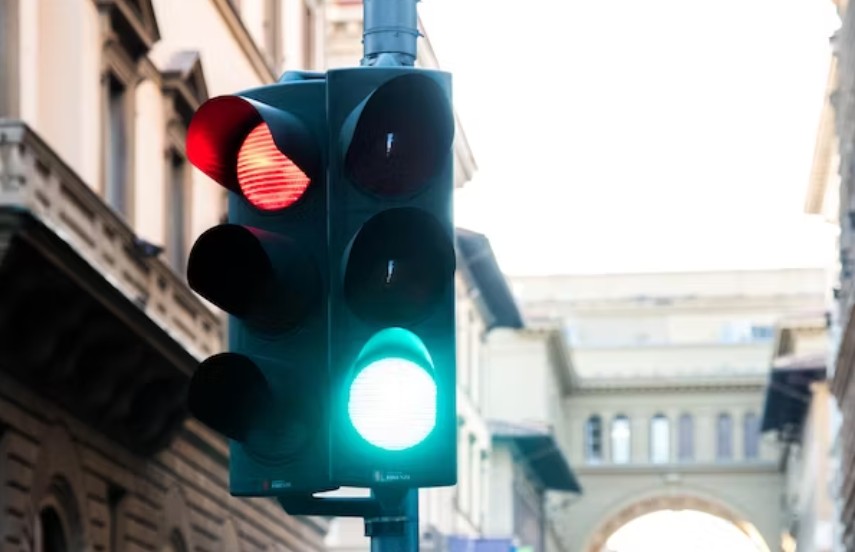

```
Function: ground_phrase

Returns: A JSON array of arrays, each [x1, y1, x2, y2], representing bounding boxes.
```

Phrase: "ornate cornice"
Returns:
[[573, 377, 766, 395], [95, 0, 161, 59], [161, 50, 210, 129]]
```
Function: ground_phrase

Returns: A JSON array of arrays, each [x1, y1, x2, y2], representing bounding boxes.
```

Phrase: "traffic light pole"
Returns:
[[365, 489, 419, 552], [361, 0, 421, 550], [361, 0, 419, 67], [278, 488, 420, 551]]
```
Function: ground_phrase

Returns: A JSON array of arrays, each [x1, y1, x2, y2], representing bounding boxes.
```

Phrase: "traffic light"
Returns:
[[327, 67, 458, 487], [184, 75, 333, 495]]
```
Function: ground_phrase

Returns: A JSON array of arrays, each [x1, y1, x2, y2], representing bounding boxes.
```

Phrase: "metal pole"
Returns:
[[362, 0, 420, 67], [366, 488, 420, 552]]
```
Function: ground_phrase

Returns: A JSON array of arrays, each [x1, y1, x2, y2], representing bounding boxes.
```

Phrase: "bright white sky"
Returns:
[[606, 510, 765, 552], [419, 0, 841, 276], [414, 5, 831, 548]]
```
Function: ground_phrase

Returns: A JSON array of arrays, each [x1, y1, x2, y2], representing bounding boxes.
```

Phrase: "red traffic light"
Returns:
[[187, 95, 319, 211], [238, 123, 311, 211]]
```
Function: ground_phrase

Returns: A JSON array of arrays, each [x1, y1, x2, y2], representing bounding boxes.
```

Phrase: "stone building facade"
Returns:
[[510, 268, 828, 552], [0, 0, 328, 550], [483, 327, 581, 552]]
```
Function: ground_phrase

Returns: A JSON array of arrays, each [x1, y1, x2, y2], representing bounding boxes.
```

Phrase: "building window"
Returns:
[[650, 414, 670, 464], [161, 50, 209, 275], [677, 413, 694, 461], [40, 507, 68, 552], [611, 415, 631, 464], [744, 412, 760, 459], [719, 321, 752, 343], [105, 75, 129, 217], [97, 0, 159, 223], [585, 415, 603, 463], [750, 325, 775, 341], [108, 485, 127, 552], [167, 151, 189, 275], [716, 413, 733, 460]]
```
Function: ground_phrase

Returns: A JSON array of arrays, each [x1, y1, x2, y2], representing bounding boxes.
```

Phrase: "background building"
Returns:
[[484, 326, 581, 552], [509, 268, 828, 552], [761, 312, 835, 552], [0, 0, 329, 550], [805, 1, 849, 549]]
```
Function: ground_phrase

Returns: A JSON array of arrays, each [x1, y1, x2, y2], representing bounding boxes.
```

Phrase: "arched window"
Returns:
[[744, 412, 760, 459], [677, 413, 694, 461], [585, 415, 603, 463], [650, 414, 670, 464], [611, 415, 631, 464], [716, 413, 733, 460], [40, 506, 68, 552]]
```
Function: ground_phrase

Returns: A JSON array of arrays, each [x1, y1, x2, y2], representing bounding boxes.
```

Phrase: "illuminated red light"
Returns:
[[237, 123, 310, 211]]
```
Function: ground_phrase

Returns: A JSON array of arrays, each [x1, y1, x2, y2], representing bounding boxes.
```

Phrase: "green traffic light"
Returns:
[[346, 328, 437, 451]]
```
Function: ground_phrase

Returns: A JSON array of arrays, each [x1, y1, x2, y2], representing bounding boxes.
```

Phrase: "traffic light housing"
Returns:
[[184, 67, 457, 495], [327, 68, 457, 487], [185, 76, 333, 495]]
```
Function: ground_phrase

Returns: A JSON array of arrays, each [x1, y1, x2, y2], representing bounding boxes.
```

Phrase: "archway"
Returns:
[[583, 494, 770, 552], [39, 506, 68, 552]]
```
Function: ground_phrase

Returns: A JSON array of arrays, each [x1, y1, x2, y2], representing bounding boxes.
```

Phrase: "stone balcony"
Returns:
[[0, 119, 221, 455]]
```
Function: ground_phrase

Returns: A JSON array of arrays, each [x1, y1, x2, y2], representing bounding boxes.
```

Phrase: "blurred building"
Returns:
[[760, 313, 835, 552], [483, 327, 582, 552], [510, 268, 828, 552], [0, 0, 328, 550], [805, 1, 850, 549]]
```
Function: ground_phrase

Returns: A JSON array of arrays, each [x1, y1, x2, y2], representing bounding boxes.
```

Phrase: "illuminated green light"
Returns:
[[347, 349, 437, 451]]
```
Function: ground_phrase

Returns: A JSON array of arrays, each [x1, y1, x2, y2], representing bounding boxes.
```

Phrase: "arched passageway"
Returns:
[[601, 509, 767, 552], [584, 494, 770, 552]]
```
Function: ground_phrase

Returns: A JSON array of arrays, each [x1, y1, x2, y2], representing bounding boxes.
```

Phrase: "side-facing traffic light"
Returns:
[[327, 68, 457, 487], [185, 76, 333, 495]]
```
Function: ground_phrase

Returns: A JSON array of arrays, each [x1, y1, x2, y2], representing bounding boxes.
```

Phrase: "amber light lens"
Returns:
[[237, 123, 310, 211]]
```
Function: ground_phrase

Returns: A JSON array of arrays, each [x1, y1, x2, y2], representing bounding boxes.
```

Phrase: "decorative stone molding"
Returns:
[[0, 120, 219, 358], [94, 0, 161, 60], [162, 51, 210, 130], [0, 120, 221, 455]]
